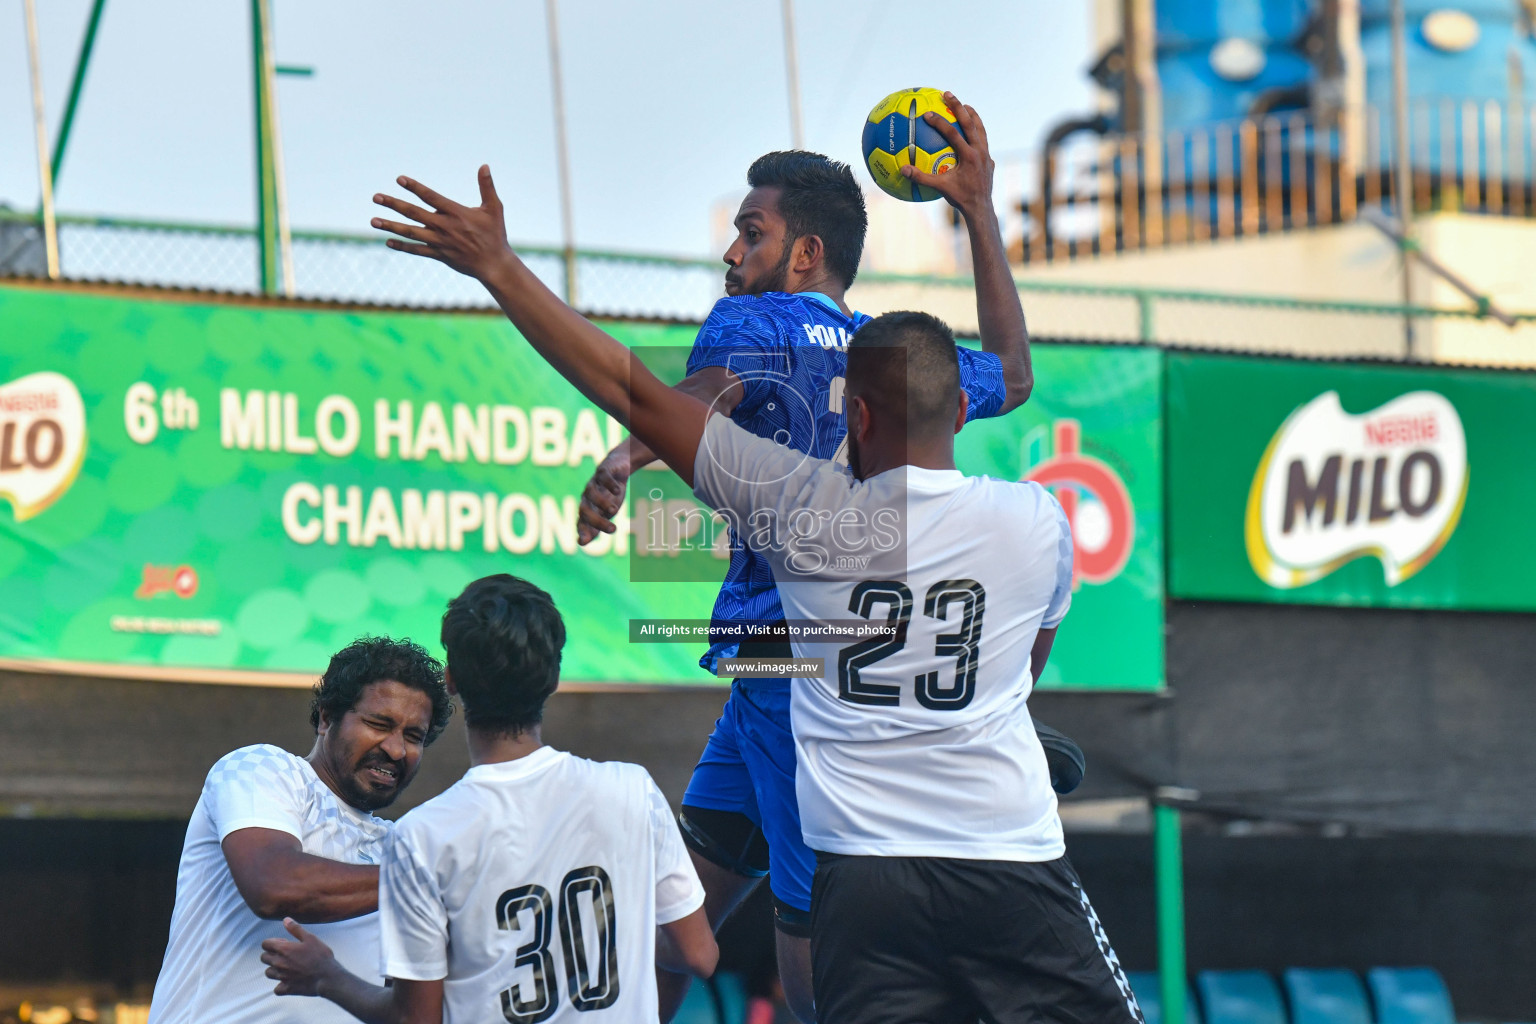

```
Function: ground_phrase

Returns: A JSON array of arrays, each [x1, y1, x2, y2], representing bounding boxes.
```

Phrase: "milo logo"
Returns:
[[0, 371, 87, 521], [1245, 390, 1467, 588]]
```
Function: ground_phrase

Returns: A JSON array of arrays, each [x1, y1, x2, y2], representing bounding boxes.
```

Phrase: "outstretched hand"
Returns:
[[261, 918, 338, 997], [577, 452, 632, 545], [900, 91, 995, 217], [372, 165, 512, 280]]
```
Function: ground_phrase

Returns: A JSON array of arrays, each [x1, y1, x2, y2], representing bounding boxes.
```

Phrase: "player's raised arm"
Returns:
[[904, 93, 1033, 414], [372, 167, 710, 486], [578, 365, 744, 544]]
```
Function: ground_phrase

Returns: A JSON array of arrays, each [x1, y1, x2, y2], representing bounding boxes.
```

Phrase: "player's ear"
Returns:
[[443, 667, 458, 698], [954, 390, 969, 434], [848, 394, 869, 439], [793, 233, 824, 274]]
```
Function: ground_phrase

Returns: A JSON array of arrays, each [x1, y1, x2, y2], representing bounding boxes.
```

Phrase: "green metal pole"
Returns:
[[1154, 802, 1188, 1024], [1138, 291, 1156, 343], [252, 0, 277, 294], [48, 0, 107, 191]]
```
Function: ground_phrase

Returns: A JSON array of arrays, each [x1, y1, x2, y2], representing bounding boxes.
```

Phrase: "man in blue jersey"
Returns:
[[573, 95, 1084, 1022]]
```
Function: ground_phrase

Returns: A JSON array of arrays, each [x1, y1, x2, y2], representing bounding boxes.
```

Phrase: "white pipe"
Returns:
[[781, 0, 804, 149], [22, 0, 60, 279], [258, 0, 296, 297], [546, 0, 578, 307]]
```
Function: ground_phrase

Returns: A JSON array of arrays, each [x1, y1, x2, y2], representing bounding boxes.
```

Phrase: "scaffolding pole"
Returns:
[[251, 0, 279, 294], [545, 0, 578, 307], [22, 0, 60, 279], [781, 0, 805, 150], [257, 0, 295, 296]]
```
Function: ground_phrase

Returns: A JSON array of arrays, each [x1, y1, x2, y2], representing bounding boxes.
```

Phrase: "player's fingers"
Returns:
[[478, 164, 503, 213], [372, 192, 437, 226], [385, 238, 442, 260], [593, 482, 625, 514], [939, 91, 975, 139], [370, 217, 440, 245], [921, 111, 972, 159], [941, 91, 975, 133], [961, 102, 990, 150], [578, 498, 619, 533], [396, 175, 458, 212], [283, 917, 307, 940], [899, 164, 950, 191], [580, 498, 619, 526]]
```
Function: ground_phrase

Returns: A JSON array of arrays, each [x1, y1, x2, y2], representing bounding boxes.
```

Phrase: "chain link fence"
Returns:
[[3, 210, 1534, 365]]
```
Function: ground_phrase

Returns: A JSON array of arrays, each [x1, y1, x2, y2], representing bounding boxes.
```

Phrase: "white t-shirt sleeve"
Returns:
[[203, 744, 308, 841], [1041, 491, 1075, 629], [379, 826, 450, 981], [692, 412, 833, 528], [646, 777, 704, 925]]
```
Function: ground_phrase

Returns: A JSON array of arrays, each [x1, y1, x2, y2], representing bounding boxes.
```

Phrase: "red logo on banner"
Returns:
[[1025, 420, 1134, 588], [136, 564, 200, 600]]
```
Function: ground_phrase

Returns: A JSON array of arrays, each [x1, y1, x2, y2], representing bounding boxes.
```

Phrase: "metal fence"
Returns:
[[1024, 101, 1536, 264], [3, 208, 1534, 365]]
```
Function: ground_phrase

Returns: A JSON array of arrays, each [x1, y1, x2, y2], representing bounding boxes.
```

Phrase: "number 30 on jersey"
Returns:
[[495, 865, 619, 1023]]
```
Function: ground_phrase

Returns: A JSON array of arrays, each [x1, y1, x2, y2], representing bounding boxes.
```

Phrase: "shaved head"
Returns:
[[846, 311, 961, 433], [843, 312, 963, 479]]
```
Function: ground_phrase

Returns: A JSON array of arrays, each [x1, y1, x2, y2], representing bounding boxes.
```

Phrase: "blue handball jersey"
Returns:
[[685, 291, 1006, 675]]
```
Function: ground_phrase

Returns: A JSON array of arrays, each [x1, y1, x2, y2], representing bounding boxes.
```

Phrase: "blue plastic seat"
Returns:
[[1196, 970, 1286, 1024], [1127, 971, 1203, 1024], [1283, 968, 1372, 1024], [1366, 967, 1455, 1024]]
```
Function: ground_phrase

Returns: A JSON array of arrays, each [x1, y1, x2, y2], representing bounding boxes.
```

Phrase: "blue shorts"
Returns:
[[681, 680, 813, 913]]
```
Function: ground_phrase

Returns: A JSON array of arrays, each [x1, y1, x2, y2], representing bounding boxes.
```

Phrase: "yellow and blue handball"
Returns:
[[861, 87, 965, 202]]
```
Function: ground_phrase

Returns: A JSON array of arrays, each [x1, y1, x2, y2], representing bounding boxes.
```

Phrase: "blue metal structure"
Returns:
[[1149, 0, 1536, 135]]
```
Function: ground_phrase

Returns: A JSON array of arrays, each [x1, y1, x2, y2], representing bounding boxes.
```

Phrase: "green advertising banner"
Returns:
[[954, 344, 1164, 691], [1169, 351, 1536, 610], [0, 286, 1162, 689]]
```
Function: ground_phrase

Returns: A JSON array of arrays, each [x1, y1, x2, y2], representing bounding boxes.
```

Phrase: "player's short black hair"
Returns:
[[310, 636, 453, 744], [747, 151, 867, 289], [440, 574, 566, 736], [847, 311, 961, 435]]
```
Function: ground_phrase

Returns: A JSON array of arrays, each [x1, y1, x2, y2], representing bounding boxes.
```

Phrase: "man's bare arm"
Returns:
[[656, 907, 719, 978], [1030, 627, 1059, 684], [904, 93, 1033, 415], [262, 920, 443, 1024], [372, 168, 709, 486], [223, 828, 379, 923], [578, 366, 743, 543]]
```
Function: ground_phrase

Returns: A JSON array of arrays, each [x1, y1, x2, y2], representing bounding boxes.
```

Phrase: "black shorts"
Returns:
[[810, 853, 1145, 1024]]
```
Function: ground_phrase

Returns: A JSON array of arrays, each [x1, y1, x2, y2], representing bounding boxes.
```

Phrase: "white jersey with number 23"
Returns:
[[692, 413, 1075, 863]]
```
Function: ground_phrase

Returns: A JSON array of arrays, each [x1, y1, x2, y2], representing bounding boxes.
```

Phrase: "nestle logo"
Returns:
[[1364, 413, 1438, 447], [136, 564, 200, 600]]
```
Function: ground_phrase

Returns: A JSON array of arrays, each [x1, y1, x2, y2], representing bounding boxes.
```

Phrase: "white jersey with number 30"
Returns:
[[378, 747, 704, 1024], [693, 413, 1074, 862]]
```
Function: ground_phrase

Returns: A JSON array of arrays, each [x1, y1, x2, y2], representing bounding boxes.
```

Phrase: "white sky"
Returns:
[[1, 0, 1094, 256]]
